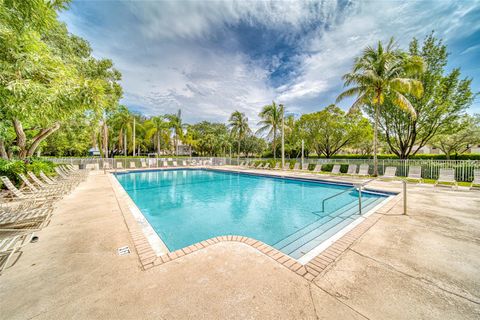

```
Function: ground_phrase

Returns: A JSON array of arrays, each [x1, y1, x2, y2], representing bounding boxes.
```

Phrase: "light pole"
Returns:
[[132, 117, 136, 156], [280, 104, 285, 170]]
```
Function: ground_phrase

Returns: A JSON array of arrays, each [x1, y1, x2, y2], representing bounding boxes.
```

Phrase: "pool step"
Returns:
[[274, 196, 385, 260]]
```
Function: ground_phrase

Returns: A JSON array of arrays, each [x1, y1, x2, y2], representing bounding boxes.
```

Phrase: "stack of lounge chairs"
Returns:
[[0, 164, 88, 274]]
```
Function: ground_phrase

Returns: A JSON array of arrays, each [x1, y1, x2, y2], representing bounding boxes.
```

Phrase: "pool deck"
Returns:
[[1, 167, 479, 319]]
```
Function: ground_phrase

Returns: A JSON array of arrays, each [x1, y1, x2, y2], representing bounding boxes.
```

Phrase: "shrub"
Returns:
[[0, 158, 56, 189]]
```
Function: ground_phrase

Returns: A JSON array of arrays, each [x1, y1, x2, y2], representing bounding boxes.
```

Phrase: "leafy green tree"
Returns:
[[256, 101, 283, 160], [242, 134, 267, 158], [430, 114, 480, 159], [297, 105, 372, 158], [228, 111, 250, 159], [365, 34, 476, 159], [336, 38, 424, 174], [0, 0, 122, 159]]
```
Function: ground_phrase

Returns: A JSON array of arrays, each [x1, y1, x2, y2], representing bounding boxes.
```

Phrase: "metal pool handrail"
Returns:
[[321, 179, 375, 214]]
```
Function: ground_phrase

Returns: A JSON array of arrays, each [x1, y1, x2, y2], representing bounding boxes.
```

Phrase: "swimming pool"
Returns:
[[115, 169, 389, 260]]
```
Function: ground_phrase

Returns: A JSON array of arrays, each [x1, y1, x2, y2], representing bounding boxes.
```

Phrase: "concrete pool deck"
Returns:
[[0, 168, 479, 319]]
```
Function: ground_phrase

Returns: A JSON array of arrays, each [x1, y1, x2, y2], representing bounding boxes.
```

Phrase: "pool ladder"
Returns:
[[321, 178, 407, 215], [321, 179, 375, 215]]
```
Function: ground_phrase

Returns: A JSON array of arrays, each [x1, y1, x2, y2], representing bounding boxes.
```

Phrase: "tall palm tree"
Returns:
[[165, 109, 185, 155], [228, 111, 250, 160], [144, 116, 170, 155], [336, 38, 424, 175], [110, 105, 133, 155], [256, 101, 283, 160]]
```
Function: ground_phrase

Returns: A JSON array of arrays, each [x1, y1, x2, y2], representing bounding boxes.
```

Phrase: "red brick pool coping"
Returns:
[[110, 169, 399, 282]]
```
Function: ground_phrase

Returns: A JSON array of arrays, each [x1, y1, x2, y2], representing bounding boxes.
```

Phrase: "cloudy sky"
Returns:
[[60, 0, 480, 125]]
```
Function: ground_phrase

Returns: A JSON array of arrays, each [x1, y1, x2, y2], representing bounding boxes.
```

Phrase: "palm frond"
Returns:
[[393, 92, 417, 119]]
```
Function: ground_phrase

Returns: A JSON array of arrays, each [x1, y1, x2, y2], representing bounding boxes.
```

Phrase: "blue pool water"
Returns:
[[115, 169, 388, 259]]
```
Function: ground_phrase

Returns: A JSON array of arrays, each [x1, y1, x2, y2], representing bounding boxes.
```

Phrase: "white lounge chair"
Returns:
[[435, 168, 458, 189], [273, 163, 280, 170], [313, 164, 322, 172], [357, 164, 369, 176], [346, 165, 357, 175], [172, 161, 178, 167], [292, 163, 300, 171], [264, 163, 271, 169], [0, 176, 61, 202], [182, 160, 187, 166], [381, 167, 397, 180], [0, 204, 53, 231], [116, 162, 123, 169], [0, 232, 35, 274], [162, 161, 168, 167], [129, 162, 136, 169], [256, 163, 264, 169], [331, 164, 341, 174], [141, 161, 147, 168], [470, 169, 480, 190], [407, 166, 423, 183]]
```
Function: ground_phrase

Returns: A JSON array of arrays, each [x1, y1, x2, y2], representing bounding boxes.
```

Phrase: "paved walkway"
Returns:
[[0, 170, 479, 319]]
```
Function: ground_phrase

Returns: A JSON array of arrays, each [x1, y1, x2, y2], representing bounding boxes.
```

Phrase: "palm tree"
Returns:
[[165, 109, 185, 155], [256, 101, 284, 160], [228, 111, 250, 161], [110, 105, 133, 155], [336, 38, 424, 175], [144, 116, 170, 155]]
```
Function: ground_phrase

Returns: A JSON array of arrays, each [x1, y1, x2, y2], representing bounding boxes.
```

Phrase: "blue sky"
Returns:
[[60, 0, 480, 125]]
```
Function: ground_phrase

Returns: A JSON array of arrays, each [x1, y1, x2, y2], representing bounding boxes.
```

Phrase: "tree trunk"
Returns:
[[373, 104, 379, 176], [273, 128, 276, 160], [12, 118, 27, 158], [26, 123, 61, 157], [237, 139, 240, 162], [103, 122, 108, 158], [0, 139, 8, 159], [124, 131, 127, 156]]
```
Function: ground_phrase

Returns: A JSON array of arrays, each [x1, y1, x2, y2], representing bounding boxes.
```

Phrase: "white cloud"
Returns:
[[60, 0, 480, 122]]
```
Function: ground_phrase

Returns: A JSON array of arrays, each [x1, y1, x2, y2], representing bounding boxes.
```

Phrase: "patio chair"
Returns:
[[256, 163, 264, 169], [141, 161, 147, 168], [129, 162, 136, 169], [357, 164, 369, 176], [407, 166, 423, 183], [102, 162, 112, 170], [331, 165, 341, 174], [470, 169, 480, 190], [0, 205, 53, 231], [182, 160, 187, 166], [172, 161, 178, 167], [273, 162, 280, 170], [381, 167, 397, 180], [162, 161, 168, 167], [115, 162, 123, 169], [264, 163, 270, 169], [313, 164, 322, 172], [435, 168, 458, 190], [0, 176, 60, 202], [293, 163, 300, 171], [346, 164, 358, 175], [0, 232, 35, 274], [18, 174, 66, 197]]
